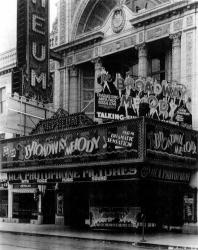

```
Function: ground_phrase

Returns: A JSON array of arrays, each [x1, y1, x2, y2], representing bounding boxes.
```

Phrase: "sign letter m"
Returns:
[[31, 69, 46, 89]]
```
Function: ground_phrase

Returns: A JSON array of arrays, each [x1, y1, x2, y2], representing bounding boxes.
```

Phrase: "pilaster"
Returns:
[[69, 65, 78, 114], [135, 43, 148, 78], [53, 61, 61, 109], [8, 184, 13, 219], [169, 32, 182, 84], [92, 58, 103, 123]]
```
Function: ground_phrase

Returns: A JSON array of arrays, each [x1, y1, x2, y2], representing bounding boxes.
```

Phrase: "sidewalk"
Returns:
[[0, 222, 198, 250]]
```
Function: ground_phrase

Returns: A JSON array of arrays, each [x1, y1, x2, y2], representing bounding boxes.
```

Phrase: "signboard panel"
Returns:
[[7, 166, 138, 183], [146, 119, 197, 164], [0, 119, 142, 169], [95, 68, 192, 128]]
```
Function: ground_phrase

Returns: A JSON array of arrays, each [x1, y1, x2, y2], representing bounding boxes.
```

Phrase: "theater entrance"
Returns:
[[43, 188, 56, 224], [64, 183, 89, 228]]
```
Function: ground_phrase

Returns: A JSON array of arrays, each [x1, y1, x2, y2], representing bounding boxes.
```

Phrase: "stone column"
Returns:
[[136, 43, 148, 78], [170, 32, 182, 84], [63, 67, 69, 111], [53, 61, 61, 109], [8, 184, 13, 221], [55, 190, 64, 225], [69, 65, 78, 114], [37, 185, 43, 224], [165, 49, 172, 83], [93, 58, 103, 93]]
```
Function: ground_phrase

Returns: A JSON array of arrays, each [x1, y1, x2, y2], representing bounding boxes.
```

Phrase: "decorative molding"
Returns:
[[111, 7, 126, 34], [169, 31, 182, 48], [66, 55, 74, 66], [101, 35, 137, 56], [69, 65, 78, 77], [91, 57, 102, 70], [135, 43, 147, 57], [186, 32, 193, 91], [139, 32, 144, 43], [146, 23, 170, 42], [75, 49, 94, 64], [173, 19, 183, 32], [186, 15, 193, 27]]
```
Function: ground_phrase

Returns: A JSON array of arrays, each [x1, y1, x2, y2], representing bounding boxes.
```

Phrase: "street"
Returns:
[[0, 232, 151, 250]]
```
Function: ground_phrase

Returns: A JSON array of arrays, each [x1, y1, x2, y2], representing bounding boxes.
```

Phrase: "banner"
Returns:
[[95, 68, 192, 128]]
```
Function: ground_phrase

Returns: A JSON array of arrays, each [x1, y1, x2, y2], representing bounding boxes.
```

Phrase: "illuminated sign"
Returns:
[[1, 119, 140, 169], [1, 118, 197, 170], [95, 68, 192, 128], [17, 0, 51, 103], [140, 166, 191, 183], [8, 166, 138, 182], [146, 120, 197, 162]]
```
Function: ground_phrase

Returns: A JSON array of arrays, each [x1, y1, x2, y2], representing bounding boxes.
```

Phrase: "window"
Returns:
[[0, 87, 5, 113], [150, 57, 165, 82], [183, 190, 197, 223], [81, 65, 94, 120]]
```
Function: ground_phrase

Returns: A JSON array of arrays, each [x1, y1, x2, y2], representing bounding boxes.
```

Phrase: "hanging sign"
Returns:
[[95, 68, 192, 128], [18, 0, 51, 103]]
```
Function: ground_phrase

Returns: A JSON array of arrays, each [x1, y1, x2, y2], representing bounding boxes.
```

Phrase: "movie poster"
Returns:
[[95, 68, 192, 128]]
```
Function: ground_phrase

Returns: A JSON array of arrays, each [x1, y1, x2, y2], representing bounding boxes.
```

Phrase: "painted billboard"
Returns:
[[95, 68, 192, 128]]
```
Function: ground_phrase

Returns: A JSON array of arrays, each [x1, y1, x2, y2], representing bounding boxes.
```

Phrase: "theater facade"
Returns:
[[1, 0, 198, 233], [0, 110, 197, 230]]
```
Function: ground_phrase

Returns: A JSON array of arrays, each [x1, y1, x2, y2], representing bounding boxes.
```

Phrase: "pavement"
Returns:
[[0, 222, 198, 250]]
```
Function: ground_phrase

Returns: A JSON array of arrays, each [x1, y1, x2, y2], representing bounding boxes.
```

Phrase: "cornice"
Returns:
[[130, 1, 197, 28], [53, 31, 104, 53]]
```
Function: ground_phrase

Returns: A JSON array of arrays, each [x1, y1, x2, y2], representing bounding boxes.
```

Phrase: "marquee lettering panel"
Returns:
[[146, 119, 198, 164], [0, 119, 142, 169]]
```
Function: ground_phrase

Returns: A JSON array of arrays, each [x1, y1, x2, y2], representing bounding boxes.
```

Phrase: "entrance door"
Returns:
[[43, 189, 55, 224], [64, 183, 89, 228], [13, 193, 37, 223]]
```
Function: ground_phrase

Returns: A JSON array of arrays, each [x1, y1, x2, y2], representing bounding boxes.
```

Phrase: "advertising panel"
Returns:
[[0, 119, 141, 169], [7, 166, 138, 183], [95, 68, 192, 128], [89, 206, 141, 228], [146, 119, 197, 163]]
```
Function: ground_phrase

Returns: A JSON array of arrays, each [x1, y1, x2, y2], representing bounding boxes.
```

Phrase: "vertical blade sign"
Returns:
[[26, 0, 50, 103]]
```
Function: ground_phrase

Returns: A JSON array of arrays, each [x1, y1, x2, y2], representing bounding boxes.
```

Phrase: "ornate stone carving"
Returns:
[[102, 35, 137, 56], [111, 7, 126, 33], [186, 16, 193, 27], [92, 57, 103, 71], [139, 32, 144, 43], [135, 43, 147, 57], [173, 19, 183, 32], [186, 32, 193, 90], [69, 65, 78, 77], [146, 23, 170, 41], [169, 32, 182, 48], [75, 49, 93, 64]]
